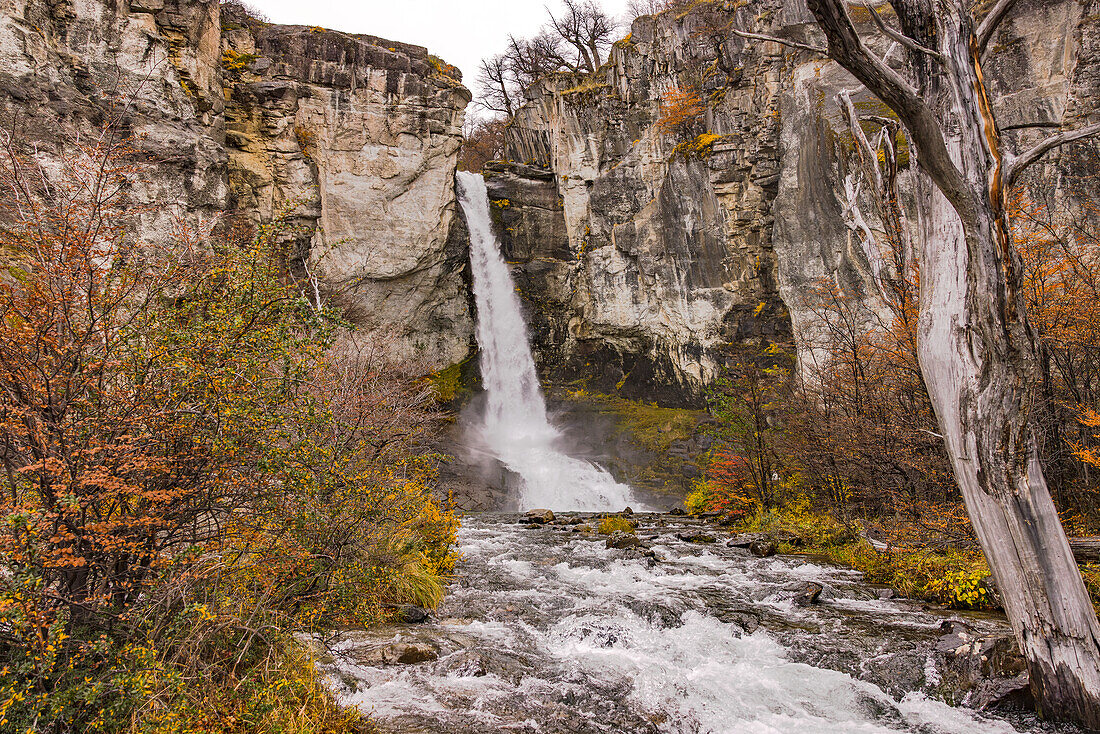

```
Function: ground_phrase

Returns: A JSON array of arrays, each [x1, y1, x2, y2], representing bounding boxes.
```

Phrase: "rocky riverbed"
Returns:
[[309, 512, 1082, 734]]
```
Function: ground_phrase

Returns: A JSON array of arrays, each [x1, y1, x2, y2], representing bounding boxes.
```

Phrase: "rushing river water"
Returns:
[[319, 513, 1077, 734]]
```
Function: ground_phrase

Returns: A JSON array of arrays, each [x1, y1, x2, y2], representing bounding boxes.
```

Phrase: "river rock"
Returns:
[[606, 532, 643, 550], [775, 531, 805, 548], [677, 531, 717, 544], [750, 539, 778, 557], [353, 642, 438, 666], [932, 620, 1030, 708], [668, 507, 686, 516], [794, 582, 824, 607], [391, 604, 430, 623], [621, 506, 634, 516], [525, 509, 555, 524]]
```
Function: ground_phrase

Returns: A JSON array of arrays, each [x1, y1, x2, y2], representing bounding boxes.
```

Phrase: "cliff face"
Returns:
[[488, 0, 1100, 403], [223, 20, 473, 368], [0, 0, 473, 372], [0, 0, 229, 237], [493, 1, 790, 404]]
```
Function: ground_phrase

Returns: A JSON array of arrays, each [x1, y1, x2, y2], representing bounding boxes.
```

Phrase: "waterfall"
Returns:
[[457, 172, 639, 512]]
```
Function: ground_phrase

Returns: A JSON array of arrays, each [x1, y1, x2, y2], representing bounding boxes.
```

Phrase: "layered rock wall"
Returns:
[[0, 0, 473, 372], [490, 0, 1100, 403]]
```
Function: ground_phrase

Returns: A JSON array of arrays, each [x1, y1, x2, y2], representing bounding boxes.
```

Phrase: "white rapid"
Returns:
[[457, 172, 638, 512], [321, 514, 1067, 734]]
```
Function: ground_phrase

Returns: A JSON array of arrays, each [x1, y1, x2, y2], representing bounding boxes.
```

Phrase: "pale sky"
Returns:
[[248, 0, 635, 109]]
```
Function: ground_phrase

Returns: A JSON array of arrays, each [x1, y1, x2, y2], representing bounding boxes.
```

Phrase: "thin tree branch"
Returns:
[[805, 0, 977, 226], [1004, 122, 1100, 188], [976, 0, 1019, 56], [1000, 121, 1062, 132], [852, 2, 946, 63], [729, 27, 827, 56]]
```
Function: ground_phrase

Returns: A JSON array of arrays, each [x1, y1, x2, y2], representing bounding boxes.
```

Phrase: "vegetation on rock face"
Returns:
[[0, 126, 454, 732], [656, 85, 706, 138]]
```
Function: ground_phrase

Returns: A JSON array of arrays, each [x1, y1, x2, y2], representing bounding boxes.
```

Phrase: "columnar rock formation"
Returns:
[[486, 0, 1100, 404], [0, 0, 473, 372]]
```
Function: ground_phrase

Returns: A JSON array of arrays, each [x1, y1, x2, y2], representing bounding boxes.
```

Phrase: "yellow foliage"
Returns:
[[598, 516, 636, 535]]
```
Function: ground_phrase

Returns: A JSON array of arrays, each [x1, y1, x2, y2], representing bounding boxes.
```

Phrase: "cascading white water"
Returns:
[[457, 172, 639, 512]]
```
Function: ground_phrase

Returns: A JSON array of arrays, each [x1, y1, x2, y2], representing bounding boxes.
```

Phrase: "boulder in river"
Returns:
[[750, 539, 778, 557], [525, 509, 555, 524], [606, 532, 644, 550], [794, 582, 824, 607], [668, 507, 686, 516], [621, 506, 634, 516], [677, 531, 716, 544], [354, 642, 439, 666], [932, 619, 1030, 709], [392, 604, 430, 623]]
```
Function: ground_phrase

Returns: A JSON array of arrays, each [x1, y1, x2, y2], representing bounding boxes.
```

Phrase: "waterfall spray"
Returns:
[[457, 172, 639, 512]]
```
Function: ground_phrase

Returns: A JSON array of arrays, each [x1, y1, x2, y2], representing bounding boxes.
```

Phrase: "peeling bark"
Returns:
[[806, 0, 1100, 726]]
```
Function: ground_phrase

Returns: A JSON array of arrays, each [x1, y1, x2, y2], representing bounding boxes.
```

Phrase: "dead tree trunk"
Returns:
[[801, 0, 1100, 726]]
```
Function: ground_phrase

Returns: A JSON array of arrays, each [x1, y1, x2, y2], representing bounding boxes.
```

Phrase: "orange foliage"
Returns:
[[657, 84, 706, 137]]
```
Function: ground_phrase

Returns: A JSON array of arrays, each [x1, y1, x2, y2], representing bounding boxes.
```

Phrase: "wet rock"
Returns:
[[727, 533, 764, 548], [552, 515, 584, 526], [875, 588, 896, 600], [524, 509, 555, 524], [677, 531, 716, 543], [794, 582, 823, 607], [716, 609, 761, 635], [394, 604, 430, 623], [353, 642, 438, 666], [717, 512, 746, 527], [933, 620, 1029, 707], [971, 674, 1033, 711], [750, 539, 778, 557], [606, 532, 643, 550], [573, 523, 595, 533], [668, 507, 686, 516], [621, 506, 634, 516], [775, 531, 805, 548]]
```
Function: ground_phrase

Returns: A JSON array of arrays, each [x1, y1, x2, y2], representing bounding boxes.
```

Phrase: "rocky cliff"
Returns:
[[486, 0, 1100, 404], [0, 0, 473, 372]]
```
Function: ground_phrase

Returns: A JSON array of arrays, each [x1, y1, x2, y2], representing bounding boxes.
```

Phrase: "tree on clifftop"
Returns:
[[736, 0, 1100, 726]]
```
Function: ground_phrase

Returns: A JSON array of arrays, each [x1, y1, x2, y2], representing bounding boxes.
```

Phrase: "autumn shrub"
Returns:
[[656, 84, 706, 138], [685, 451, 757, 517], [598, 516, 636, 535], [0, 126, 454, 731]]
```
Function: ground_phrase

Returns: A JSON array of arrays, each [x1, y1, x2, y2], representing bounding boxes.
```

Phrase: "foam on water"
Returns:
[[457, 172, 639, 512]]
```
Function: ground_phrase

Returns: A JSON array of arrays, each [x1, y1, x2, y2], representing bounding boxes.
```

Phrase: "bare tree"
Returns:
[[477, 53, 516, 117], [740, 0, 1100, 725], [626, 0, 689, 19], [547, 0, 618, 74]]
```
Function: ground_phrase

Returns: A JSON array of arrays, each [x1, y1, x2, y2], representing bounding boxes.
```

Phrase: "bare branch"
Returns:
[[805, 0, 976, 223], [852, 2, 945, 63], [1004, 122, 1100, 188], [729, 27, 827, 56], [1000, 121, 1062, 132], [976, 0, 1019, 56]]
